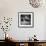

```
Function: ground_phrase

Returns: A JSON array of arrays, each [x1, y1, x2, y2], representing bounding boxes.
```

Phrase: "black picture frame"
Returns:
[[18, 12, 34, 28]]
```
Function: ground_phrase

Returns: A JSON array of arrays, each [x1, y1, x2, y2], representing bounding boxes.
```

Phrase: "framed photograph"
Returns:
[[18, 12, 34, 28]]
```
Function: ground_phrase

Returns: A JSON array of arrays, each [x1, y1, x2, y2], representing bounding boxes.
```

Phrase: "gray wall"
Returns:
[[0, 0, 46, 40]]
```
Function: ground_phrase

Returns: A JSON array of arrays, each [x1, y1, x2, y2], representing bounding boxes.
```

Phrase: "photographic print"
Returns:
[[18, 12, 34, 28]]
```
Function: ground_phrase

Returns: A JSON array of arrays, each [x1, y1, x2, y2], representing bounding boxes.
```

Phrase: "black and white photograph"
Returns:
[[21, 14, 31, 25], [18, 12, 34, 28]]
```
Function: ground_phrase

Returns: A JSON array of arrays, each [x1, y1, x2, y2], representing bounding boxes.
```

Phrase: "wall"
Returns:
[[0, 0, 46, 40]]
